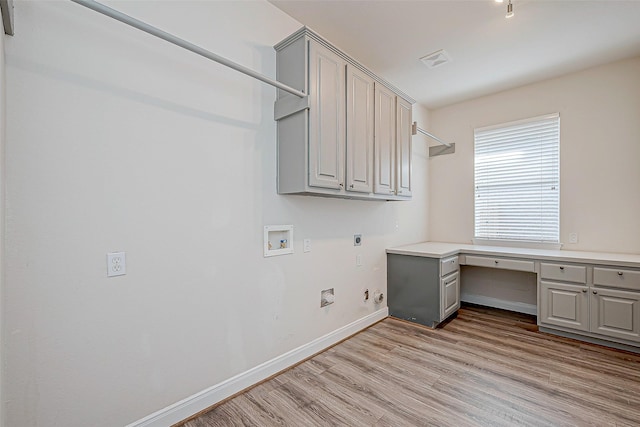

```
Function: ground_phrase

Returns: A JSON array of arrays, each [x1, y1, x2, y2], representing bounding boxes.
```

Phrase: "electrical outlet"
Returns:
[[107, 252, 126, 277], [303, 238, 311, 253], [569, 233, 578, 244]]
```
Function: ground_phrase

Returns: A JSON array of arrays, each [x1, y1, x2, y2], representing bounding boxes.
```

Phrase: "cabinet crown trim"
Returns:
[[274, 26, 415, 104]]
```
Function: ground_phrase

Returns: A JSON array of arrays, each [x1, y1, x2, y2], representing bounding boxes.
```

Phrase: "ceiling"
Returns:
[[269, 0, 640, 109]]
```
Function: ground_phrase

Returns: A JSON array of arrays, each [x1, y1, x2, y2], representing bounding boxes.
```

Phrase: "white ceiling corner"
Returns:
[[268, 0, 640, 109]]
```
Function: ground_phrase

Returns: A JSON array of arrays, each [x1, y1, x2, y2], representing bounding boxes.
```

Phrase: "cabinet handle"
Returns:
[[593, 290, 598, 294], [398, 190, 403, 194], [339, 183, 344, 188], [349, 184, 354, 188], [618, 271, 624, 276], [559, 266, 564, 270], [582, 289, 587, 293], [389, 189, 394, 193], [494, 260, 499, 264]]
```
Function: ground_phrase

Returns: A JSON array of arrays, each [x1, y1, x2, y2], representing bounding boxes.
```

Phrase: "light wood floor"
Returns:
[[181, 305, 640, 426]]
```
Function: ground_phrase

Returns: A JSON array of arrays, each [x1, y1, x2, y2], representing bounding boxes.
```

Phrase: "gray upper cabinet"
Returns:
[[308, 41, 345, 190], [374, 83, 396, 196], [346, 64, 374, 194], [396, 97, 412, 197], [274, 27, 414, 201]]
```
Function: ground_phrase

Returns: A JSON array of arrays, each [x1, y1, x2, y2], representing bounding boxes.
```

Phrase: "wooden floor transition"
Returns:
[[181, 304, 640, 426]]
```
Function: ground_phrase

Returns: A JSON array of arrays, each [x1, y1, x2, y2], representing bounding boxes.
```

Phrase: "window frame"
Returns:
[[472, 113, 561, 249]]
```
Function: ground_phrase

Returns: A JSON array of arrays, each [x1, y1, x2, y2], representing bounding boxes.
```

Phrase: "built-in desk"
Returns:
[[386, 242, 640, 350]]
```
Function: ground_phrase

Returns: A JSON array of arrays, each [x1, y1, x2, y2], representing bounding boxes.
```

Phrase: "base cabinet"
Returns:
[[441, 271, 460, 320], [387, 254, 460, 328], [540, 281, 589, 331], [590, 288, 640, 342], [539, 263, 640, 344]]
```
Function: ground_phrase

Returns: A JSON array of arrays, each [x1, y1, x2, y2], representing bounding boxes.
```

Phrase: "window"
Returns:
[[474, 113, 560, 245]]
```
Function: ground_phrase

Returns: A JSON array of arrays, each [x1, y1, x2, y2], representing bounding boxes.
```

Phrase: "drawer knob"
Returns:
[[618, 272, 624, 276], [582, 289, 587, 293], [559, 266, 564, 270], [593, 290, 598, 295], [494, 260, 499, 264]]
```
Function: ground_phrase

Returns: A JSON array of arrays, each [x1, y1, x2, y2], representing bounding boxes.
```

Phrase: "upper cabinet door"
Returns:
[[308, 41, 346, 190], [346, 65, 374, 194], [374, 83, 396, 196], [396, 98, 412, 197]]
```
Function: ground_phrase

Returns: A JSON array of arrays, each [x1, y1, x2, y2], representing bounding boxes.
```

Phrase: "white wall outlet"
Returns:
[[107, 252, 126, 277], [356, 254, 362, 266], [303, 238, 311, 253], [320, 288, 335, 307], [569, 233, 579, 244]]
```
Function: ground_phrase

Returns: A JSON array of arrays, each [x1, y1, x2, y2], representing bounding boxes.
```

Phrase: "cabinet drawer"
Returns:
[[540, 263, 587, 284], [464, 255, 535, 272], [593, 267, 640, 291], [440, 256, 459, 277]]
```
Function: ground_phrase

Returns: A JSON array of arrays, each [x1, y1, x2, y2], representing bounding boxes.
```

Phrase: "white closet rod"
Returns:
[[70, 0, 307, 99], [412, 122, 452, 148]]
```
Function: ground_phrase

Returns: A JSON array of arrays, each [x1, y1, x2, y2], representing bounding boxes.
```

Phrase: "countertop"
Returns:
[[386, 241, 640, 268]]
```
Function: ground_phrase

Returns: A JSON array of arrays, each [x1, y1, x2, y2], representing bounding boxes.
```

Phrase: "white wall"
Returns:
[[3, 1, 429, 426], [429, 56, 640, 254]]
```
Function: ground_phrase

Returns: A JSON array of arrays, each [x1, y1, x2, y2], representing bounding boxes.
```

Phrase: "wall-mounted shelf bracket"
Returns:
[[274, 95, 310, 121], [412, 122, 455, 157]]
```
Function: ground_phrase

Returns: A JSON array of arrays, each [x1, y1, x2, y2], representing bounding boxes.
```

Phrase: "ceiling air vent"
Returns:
[[420, 49, 451, 69]]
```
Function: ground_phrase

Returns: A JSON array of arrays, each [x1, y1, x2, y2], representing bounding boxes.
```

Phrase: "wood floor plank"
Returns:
[[180, 305, 640, 426]]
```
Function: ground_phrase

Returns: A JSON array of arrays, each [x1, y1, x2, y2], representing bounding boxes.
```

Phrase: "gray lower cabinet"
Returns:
[[590, 287, 640, 342], [539, 262, 640, 344], [539, 280, 589, 331], [387, 253, 460, 328]]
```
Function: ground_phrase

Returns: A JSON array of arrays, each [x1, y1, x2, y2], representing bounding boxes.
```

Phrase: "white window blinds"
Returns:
[[474, 113, 560, 243]]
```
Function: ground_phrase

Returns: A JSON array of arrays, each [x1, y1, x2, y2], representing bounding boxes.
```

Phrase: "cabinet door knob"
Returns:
[[559, 266, 564, 270], [494, 260, 499, 264], [618, 271, 624, 276], [349, 184, 354, 188], [339, 183, 344, 188], [582, 289, 587, 293], [593, 290, 598, 294], [398, 190, 403, 194]]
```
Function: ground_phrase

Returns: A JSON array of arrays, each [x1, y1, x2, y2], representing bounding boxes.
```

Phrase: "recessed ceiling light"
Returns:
[[420, 49, 451, 69]]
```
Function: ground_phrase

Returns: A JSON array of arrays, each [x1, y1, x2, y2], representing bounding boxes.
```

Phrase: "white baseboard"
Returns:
[[126, 307, 389, 427], [461, 293, 537, 316]]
